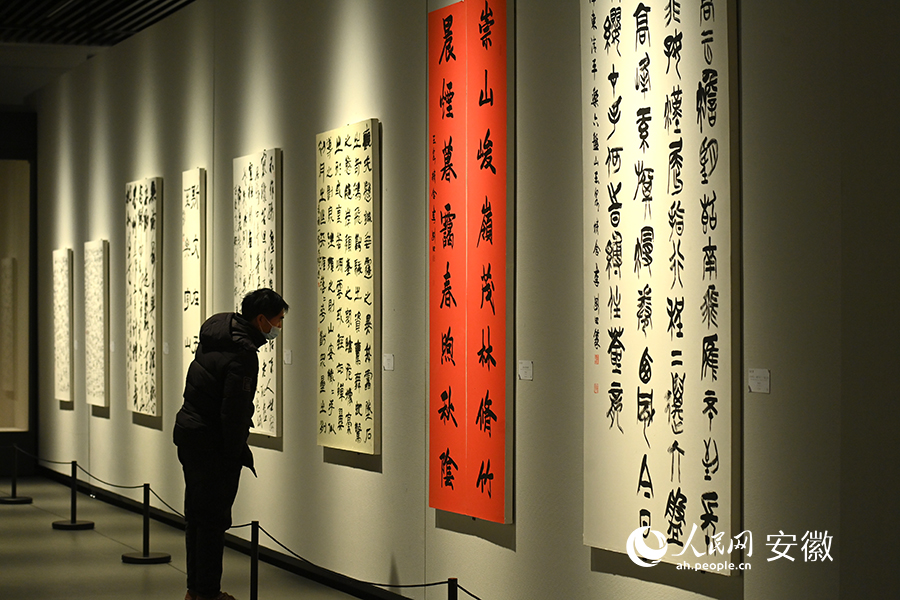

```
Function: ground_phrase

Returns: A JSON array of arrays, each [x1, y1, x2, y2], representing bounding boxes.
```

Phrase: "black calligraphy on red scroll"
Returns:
[[429, 0, 507, 524]]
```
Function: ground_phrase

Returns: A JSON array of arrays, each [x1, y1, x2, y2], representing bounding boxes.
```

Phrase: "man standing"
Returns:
[[174, 288, 288, 600]]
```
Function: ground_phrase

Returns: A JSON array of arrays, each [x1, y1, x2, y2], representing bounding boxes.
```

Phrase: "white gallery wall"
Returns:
[[35, 0, 215, 513], [33, 0, 890, 598]]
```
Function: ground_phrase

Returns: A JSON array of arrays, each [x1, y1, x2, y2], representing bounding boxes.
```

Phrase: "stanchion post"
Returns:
[[143, 483, 150, 555], [11, 446, 18, 497], [69, 461, 76, 519], [448, 577, 458, 600], [0, 445, 33, 505], [250, 521, 260, 600], [51, 461, 94, 530], [122, 483, 171, 564]]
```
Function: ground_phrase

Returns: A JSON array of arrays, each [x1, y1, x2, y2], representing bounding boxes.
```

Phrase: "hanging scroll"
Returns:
[[182, 168, 206, 382], [315, 119, 382, 454], [233, 149, 282, 437], [582, 0, 736, 571], [428, 0, 509, 524], [52, 249, 73, 402], [1, 258, 16, 394], [84, 240, 109, 407], [125, 177, 162, 416]]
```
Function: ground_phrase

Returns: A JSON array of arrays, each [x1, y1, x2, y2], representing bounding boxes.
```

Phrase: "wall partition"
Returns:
[[0, 159, 31, 433]]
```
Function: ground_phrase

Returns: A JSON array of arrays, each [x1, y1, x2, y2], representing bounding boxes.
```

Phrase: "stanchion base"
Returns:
[[52, 520, 95, 530], [122, 551, 171, 565], [0, 496, 33, 505]]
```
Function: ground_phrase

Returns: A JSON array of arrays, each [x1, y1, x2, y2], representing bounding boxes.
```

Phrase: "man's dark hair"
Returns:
[[241, 288, 289, 321]]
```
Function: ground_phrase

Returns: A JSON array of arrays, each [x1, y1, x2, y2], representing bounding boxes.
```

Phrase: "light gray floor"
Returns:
[[0, 477, 358, 600]]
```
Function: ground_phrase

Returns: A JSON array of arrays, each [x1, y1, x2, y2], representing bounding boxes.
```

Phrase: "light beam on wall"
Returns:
[[324, 1, 380, 127]]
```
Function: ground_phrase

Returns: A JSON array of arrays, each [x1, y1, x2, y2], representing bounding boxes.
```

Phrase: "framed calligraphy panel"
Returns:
[[233, 149, 282, 437], [125, 178, 162, 416], [315, 119, 382, 454], [1, 258, 16, 395], [182, 168, 206, 383], [84, 240, 109, 407], [582, 0, 740, 571], [52, 249, 73, 403]]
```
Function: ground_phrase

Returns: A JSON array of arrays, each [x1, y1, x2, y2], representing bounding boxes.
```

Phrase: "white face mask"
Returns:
[[263, 316, 281, 341]]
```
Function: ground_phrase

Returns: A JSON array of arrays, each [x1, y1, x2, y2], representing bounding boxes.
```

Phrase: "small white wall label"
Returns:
[[518, 360, 533, 381], [748, 368, 771, 394]]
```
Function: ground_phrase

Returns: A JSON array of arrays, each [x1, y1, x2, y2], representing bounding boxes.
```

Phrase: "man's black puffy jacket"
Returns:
[[173, 312, 265, 472]]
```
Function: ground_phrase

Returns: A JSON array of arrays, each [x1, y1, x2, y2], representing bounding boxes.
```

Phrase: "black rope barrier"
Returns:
[[75, 463, 143, 490], [1, 446, 172, 559], [366, 582, 449, 590], [148, 486, 185, 519], [257, 524, 474, 598], [0, 447, 173, 565], [458, 582, 484, 600], [51, 455, 183, 562], [2, 445, 486, 598], [60, 462, 178, 564], [258, 524, 313, 565], [2, 443, 182, 519], [13, 444, 71, 466]]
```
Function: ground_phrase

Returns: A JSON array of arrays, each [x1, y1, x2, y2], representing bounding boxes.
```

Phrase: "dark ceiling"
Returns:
[[0, 0, 196, 46]]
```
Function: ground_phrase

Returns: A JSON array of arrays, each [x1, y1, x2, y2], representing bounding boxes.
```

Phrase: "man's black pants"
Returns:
[[178, 445, 242, 597]]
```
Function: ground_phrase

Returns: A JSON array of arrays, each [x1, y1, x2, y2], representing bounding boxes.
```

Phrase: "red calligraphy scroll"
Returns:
[[429, 0, 507, 523], [429, 0, 468, 516]]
